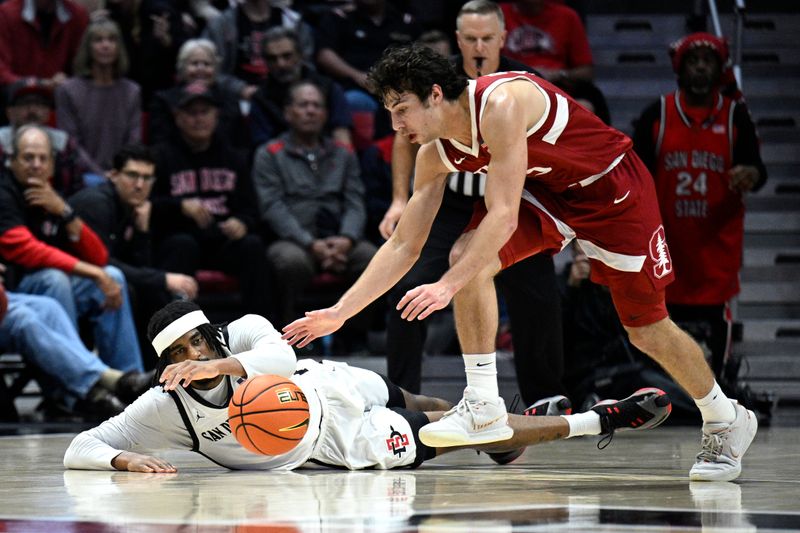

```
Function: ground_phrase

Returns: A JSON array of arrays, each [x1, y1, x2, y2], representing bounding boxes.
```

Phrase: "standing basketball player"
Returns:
[[64, 300, 672, 472], [282, 44, 757, 481]]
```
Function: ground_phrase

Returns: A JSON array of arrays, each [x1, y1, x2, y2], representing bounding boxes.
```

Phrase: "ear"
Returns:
[[430, 84, 444, 104]]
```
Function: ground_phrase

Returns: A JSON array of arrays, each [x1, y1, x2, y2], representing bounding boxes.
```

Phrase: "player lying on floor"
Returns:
[[63, 301, 671, 472]]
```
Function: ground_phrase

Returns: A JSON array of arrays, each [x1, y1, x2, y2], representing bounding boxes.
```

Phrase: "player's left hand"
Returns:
[[729, 165, 760, 193], [282, 308, 345, 348], [397, 282, 455, 321], [160, 360, 221, 390]]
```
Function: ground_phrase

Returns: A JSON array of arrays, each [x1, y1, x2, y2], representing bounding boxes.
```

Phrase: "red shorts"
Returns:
[[465, 152, 673, 327]]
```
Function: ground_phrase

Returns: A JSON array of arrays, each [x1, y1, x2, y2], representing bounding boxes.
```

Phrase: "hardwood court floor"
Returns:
[[1, 426, 798, 532]]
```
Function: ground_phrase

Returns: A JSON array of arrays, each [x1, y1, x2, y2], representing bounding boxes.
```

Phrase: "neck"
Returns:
[[683, 88, 716, 108], [290, 131, 322, 150], [91, 64, 115, 85], [182, 135, 212, 152], [441, 91, 473, 144], [242, 0, 270, 21]]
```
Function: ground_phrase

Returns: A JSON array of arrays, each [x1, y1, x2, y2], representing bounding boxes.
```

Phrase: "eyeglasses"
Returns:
[[120, 169, 156, 182]]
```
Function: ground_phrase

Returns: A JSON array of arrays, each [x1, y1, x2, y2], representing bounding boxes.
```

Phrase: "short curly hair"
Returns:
[[367, 44, 467, 105]]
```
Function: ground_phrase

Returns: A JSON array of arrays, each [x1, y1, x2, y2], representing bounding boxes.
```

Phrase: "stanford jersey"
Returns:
[[653, 90, 743, 305], [435, 72, 631, 193]]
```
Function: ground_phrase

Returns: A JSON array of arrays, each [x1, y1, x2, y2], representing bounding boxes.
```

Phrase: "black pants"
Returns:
[[385, 189, 566, 404], [157, 231, 272, 319]]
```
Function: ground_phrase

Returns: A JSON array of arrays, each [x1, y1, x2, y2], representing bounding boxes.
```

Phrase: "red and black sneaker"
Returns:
[[488, 395, 573, 465], [591, 387, 672, 436]]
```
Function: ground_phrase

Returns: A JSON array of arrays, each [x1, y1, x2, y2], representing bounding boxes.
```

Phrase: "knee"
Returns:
[[268, 241, 313, 277], [103, 265, 126, 287], [625, 319, 671, 356], [37, 268, 72, 290]]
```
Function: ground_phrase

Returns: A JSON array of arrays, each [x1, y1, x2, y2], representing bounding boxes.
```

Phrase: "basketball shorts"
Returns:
[[465, 151, 674, 327], [299, 360, 433, 470]]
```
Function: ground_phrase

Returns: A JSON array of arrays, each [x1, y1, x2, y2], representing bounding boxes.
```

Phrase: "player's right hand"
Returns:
[[378, 200, 406, 240], [281, 308, 345, 348], [113, 451, 177, 473]]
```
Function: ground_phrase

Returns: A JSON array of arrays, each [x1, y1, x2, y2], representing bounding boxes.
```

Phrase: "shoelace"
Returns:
[[597, 430, 614, 450], [444, 396, 481, 419], [696, 432, 724, 462]]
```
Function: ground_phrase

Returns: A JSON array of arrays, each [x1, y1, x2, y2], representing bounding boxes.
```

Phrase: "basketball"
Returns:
[[228, 374, 310, 456]]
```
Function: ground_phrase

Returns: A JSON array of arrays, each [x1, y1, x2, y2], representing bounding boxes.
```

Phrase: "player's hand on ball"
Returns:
[[282, 308, 345, 348], [160, 360, 221, 390], [397, 282, 455, 321]]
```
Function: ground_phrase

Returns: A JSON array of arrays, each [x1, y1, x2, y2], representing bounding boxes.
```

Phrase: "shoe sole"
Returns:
[[419, 425, 514, 448], [689, 407, 758, 482], [594, 387, 672, 432]]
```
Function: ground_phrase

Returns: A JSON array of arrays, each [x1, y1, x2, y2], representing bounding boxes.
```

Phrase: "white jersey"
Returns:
[[64, 315, 424, 471]]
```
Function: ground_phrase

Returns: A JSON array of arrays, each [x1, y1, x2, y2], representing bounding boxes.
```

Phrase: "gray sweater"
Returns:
[[253, 133, 366, 247]]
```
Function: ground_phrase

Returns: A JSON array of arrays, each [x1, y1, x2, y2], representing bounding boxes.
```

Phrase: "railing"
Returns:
[[707, 0, 747, 90]]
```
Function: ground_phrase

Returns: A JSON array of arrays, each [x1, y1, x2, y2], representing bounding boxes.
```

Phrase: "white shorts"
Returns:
[[295, 360, 431, 470]]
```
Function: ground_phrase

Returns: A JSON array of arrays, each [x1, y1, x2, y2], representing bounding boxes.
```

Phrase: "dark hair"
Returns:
[[284, 79, 325, 108], [147, 301, 228, 387], [262, 26, 301, 53], [367, 44, 467, 105], [112, 143, 155, 171]]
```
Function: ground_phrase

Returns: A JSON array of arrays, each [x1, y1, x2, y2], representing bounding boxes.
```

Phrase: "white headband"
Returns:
[[151, 310, 210, 356]]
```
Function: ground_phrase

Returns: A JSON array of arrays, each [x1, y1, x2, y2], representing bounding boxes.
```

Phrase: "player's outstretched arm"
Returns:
[[111, 451, 177, 473], [283, 148, 447, 347]]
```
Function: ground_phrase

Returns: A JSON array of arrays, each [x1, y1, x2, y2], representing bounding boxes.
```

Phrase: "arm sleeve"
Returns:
[[252, 147, 315, 247], [69, 222, 109, 266], [0, 12, 20, 84], [63, 391, 189, 470], [226, 314, 297, 379], [0, 226, 79, 271], [732, 102, 768, 192], [338, 149, 367, 241]]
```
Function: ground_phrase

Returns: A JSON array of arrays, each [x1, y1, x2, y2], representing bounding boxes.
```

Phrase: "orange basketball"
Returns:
[[228, 374, 310, 455]]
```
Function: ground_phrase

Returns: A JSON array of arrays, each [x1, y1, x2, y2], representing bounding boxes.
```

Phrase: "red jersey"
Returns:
[[500, 2, 593, 71], [434, 72, 632, 193], [653, 90, 742, 304]]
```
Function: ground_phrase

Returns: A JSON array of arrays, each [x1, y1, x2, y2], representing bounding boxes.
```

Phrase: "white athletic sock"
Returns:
[[463, 352, 499, 399], [695, 381, 736, 424], [562, 411, 602, 438]]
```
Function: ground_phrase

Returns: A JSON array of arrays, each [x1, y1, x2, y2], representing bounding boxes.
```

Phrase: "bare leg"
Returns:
[[424, 412, 569, 455], [625, 317, 714, 399], [402, 389, 453, 412], [450, 231, 503, 354]]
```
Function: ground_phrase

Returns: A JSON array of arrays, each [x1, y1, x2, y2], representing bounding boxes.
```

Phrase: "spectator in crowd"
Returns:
[[0, 79, 98, 194], [250, 27, 352, 148], [69, 144, 198, 364], [252, 80, 376, 327], [148, 39, 251, 149], [633, 33, 767, 384], [315, 0, 422, 142], [203, 0, 314, 86], [0, 125, 148, 397], [500, 0, 593, 84], [378, 0, 566, 415], [150, 82, 270, 320], [417, 29, 453, 59], [0, 0, 89, 86], [0, 263, 147, 420], [55, 18, 141, 172]]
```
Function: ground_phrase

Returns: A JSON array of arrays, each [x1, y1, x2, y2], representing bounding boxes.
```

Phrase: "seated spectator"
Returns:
[[0, 0, 89, 86], [250, 27, 352, 147], [0, 125, 148, 397], [55, 18, 142, 172], [150, 82, 271, 320], [0, 263, 147, 420], [202, 0, 314, 86], [417, 29, 453, 58], [148, 39, 251, 149], [315, 0, 422, 142], [0, 79, 98, 195], [253, 80, 376, 326], [500, 0, 593, 84], [69, 144, 198, 364]]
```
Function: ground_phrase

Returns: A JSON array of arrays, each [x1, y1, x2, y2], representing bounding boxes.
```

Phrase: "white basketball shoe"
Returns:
[[690, 401, 758, 482], [418, 386, 513, 447]]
